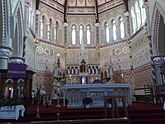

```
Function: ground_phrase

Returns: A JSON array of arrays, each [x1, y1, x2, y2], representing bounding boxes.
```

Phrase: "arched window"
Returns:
[[54, 21, 58, 42], [47, 19, 52, 41], [28, 6, 33, 28], [112, 20, 116, 41], [79, 25, 83, 44], [72, 25, 76, 45], [135, 1, 141, 28], [40, 16, 44, 38], [105, 22, 109, 43], [139, 0, 146, 24], [119, 17, 125, 39], [87, 25, 91, 45], [131, 7, 136, 33]]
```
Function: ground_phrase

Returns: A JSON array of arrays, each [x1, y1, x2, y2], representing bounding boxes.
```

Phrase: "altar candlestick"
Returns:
[[10, 88, 14, 98]]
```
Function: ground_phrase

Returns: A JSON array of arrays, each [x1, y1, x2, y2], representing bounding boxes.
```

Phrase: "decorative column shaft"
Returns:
[[153, 56, 165, 85], [144, 1, 157, 86], [124, 11, 131, 38], [95, 23, 100, 45], [64, 22, 68, 45], [35, 10, 41, 35]]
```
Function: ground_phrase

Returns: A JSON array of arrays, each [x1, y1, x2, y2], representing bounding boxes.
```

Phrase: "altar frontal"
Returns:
[[63, 84, 131, 108]]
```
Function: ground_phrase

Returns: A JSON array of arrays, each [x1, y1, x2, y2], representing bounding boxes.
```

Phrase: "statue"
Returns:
[[108, 65, 114, 82], [80, 59, 86, 73]]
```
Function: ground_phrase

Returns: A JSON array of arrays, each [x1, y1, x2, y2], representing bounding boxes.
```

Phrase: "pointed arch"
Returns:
[[54, 21, 58, 42], [71, 24, 76, 45], [79, 25, 83, 44], [86, 24, 91, 45], [135, 1, 141, 29], [119, 17, 125, 39], [11, 1, 24, 62], [139, 0, 146, 24], [40, 15, 44, 38], [104, 21, 109, 43], [47, 18, 52, 41], [112, 19, 116, 41], [151, 2, 165, 56], [131, 6, 136, 33]]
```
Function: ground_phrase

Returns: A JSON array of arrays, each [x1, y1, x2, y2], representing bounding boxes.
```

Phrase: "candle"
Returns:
[[4, 86, 8, 98], [57, 88, 60, 93], [10, 88, 14, 98]]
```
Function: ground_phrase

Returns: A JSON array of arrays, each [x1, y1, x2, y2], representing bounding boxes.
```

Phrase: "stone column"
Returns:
[[84, 30, 87, 45], [95, 23, 100, 46], [115, 23, 120, 41], [76, 29, 79, 45], [144, 1, 151, 36], [109, 25, 113, 43], [44, 23, 48, 40], [64, 22, 68, 45], [153, 56, 165, 85], [124, 11, 131, 38], [35, 10, 41, 35], [46, 23, 50, 40]]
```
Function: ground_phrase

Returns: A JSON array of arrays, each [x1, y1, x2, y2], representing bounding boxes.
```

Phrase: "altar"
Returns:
[[63, 84, 131, 108]]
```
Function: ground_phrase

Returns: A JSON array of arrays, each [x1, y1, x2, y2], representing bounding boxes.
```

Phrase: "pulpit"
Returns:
[[0, 105, 25, 120]]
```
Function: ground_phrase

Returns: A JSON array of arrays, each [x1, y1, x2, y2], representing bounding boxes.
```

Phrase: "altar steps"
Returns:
[[1, 102, 165, 124], [128, 102, 165, 124]]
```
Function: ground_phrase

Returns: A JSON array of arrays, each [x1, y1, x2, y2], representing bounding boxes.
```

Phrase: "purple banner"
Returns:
[[8, 63, 27, 78]]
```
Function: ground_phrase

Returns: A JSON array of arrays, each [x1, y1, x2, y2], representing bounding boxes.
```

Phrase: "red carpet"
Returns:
[[128, 102, 165, 124]]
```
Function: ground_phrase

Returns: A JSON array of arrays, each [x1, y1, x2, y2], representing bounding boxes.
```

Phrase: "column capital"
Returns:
[[124, 11, 129, 17], [143, 2, 149, 9], [0, 46, 12, 59], [95, 23, 100, 27], [36, 10, 41, 15], [64, 22, 68, 27]]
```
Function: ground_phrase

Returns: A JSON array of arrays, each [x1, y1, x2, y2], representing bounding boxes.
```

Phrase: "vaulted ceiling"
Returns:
[[36, 0, 128, 22], [36, 0, 128, 11], [53, 0, 128, 7]]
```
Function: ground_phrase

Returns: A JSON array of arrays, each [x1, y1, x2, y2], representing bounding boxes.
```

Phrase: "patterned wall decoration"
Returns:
[[33, 0, 154, 94], [100, 42, 130, 70], [130, 29, 152, 89], [133, 63, 152, 88], [32, 72, 53, 95], [113, 70, 132, 84]]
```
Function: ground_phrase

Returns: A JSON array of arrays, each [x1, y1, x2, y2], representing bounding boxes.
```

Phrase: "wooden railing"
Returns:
[[134, 85, 165, 103]]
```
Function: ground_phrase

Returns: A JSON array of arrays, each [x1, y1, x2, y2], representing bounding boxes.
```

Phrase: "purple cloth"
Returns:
[[92, 79, 102, 84], [7, 63, 27, 78]]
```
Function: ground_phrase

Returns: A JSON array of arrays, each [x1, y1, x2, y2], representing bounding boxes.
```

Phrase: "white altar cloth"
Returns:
[[63, 84, 132, 108], [0, 105, 25, 120]]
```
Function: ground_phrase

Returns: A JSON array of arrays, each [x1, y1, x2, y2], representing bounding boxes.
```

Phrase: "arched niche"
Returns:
[[17, 79, 25, 98], [157, 15, 165, 56], [3, 79, 14, 98]]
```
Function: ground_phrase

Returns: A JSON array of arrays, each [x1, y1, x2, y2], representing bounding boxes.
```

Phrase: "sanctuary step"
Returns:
[[128, 102, 165, 124], [1, 102, 165, 124]]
